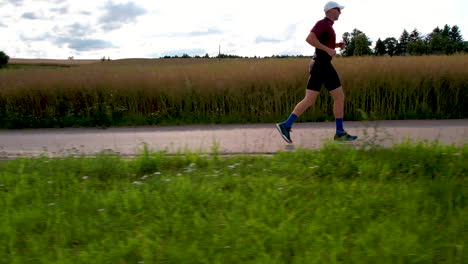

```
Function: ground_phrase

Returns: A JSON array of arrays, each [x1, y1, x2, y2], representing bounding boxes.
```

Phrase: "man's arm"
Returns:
[[306, 31, 336, 57]]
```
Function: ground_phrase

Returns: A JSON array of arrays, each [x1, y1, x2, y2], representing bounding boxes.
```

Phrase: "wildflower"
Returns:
[[153, 172, 161, 175], [82, 176, 89, 180], [309, 166, 320, 169], [228, 163, 240, 169], [132, 181, 143, 185], [97, 208, 105, 212], [176, 173, 182, 176], [277, 188, 284, 190], [48, 203, 56, 206], [47, 181, 53, 184], [164, 179, 171, 182]]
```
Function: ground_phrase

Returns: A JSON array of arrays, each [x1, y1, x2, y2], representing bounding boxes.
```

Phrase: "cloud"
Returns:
[[156, 28, 222, 38], [99, 1, 147, 31], [5, 0, 65, 7], [50, 6, 68, 14], [188, 28, 222, 37], [5, 0, 24, 6], [21, 12, 41, 20], [55, 37, 116, 51], [285, 24, 297, 39], [254, 24, 297, 44], [20, 33, 53, 41], [255, 36, 282, 43], [66, 23, 94, 37]]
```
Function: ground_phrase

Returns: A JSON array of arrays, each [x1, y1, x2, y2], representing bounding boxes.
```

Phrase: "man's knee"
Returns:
[[330, 87, 345, 101]]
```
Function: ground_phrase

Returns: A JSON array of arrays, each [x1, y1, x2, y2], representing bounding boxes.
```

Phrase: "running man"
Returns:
[[276, 1, 357, 143]]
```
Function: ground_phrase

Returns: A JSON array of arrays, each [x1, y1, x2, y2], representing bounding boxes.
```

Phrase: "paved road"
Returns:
[[0, 120, 467, 158]]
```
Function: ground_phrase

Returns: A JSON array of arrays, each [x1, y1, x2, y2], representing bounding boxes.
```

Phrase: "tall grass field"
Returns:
[[0, 55, 467, 128], [0, 142, 466, 263]]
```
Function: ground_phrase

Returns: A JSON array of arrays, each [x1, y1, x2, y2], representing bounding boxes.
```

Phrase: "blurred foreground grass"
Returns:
[[0, 141, 466, 263]]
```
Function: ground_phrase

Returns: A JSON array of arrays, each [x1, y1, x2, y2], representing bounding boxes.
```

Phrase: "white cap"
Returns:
[[324, 1, 345, 12]]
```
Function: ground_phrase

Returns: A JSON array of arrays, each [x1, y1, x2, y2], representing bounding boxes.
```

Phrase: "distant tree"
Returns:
[[203, 53, 210, 58], [427, 32, 447, 54], [409, 29, 421, 43], [449, 25, 463, 42], [448, 25, 465, 52], [0, 51, 9, 68], [342, 29, 372, 56], [425, 24, 464, 54], [441, 24, 451, 38], [396, 29, 410, 55], [181, 53, 191, 58], [353, 33, 373, 56], [383, 37, 398, 56], [407, 40, 427, 55], [342, 31, 353, 56], [374, 38, 386, 56], [217, 53, 241, 58], [402, 29, 427, 55]]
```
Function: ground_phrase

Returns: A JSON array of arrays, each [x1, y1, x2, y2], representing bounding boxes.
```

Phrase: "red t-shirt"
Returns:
[[311, 17, 336, 60]]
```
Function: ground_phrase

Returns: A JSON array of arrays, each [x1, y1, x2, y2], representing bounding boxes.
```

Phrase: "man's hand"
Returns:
[[337, 42, 346, 49], [327, 48, 337, 57]]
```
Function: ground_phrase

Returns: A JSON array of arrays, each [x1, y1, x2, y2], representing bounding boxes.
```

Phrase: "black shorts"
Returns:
[[306, 59, 341, 91]]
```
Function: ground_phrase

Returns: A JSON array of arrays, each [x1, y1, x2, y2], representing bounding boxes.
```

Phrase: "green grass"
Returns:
[[0, 142, 466, 263]]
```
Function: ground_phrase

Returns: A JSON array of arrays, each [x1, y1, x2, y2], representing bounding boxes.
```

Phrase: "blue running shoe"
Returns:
[[276, 123, 292, 143], [334, 131, 358, 142]]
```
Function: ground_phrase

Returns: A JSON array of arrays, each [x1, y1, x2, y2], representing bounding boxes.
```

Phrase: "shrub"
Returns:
[[0, 51, 9, 68]]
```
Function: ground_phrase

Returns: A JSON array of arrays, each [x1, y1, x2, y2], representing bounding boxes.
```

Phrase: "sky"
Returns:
[[1, 0, 467, 59]]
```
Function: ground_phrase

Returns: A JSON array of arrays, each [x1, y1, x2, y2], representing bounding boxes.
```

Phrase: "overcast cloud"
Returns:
[[1, 0, 467, 59], [99, 2, 147, 32]]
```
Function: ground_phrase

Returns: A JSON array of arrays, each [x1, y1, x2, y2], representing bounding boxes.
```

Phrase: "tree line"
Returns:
[[1, 24, 465, 64], [343, 24, 467, 56]]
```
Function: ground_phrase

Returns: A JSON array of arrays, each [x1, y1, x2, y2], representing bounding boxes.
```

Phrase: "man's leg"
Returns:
[[291, 89, 320, 122], [329, 87, 357, 141], [277, 90, 320, 143], [329, 86, 344, 119]]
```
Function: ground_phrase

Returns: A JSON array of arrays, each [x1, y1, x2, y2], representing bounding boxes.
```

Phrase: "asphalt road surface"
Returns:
[[0, 120, 467, 159]]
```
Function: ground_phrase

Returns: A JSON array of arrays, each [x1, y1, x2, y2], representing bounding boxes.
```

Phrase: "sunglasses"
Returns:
[[333, 8, 341, 13]]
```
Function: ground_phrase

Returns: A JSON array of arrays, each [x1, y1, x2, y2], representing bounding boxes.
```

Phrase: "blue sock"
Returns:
[[283, 114, 298, 129], [336, 118, 344, 135]]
